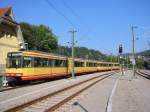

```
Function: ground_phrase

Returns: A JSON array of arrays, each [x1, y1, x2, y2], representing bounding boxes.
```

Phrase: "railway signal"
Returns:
[[119, 44, 123, 54], [118, 44, 124, 75]]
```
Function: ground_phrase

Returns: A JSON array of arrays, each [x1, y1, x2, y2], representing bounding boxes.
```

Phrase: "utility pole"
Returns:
[[69, 30, 77, 78], [110, 53, 113, 71], [126, 56, 129, 70], [148, 41, 150, 50], [131, 26, 137, 78]]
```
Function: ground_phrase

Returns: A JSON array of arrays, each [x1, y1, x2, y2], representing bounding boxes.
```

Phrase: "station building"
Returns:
[[0, 7, 25, 75]]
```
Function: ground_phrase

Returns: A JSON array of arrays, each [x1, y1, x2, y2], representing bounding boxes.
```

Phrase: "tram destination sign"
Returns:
[[8, 52, 22, 57]]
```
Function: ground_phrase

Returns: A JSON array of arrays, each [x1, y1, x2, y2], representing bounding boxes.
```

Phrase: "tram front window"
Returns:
[[7, 53, 22, 68]]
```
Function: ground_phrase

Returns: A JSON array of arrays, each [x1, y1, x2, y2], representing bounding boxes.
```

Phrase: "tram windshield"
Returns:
[[7, 52, 22, 68]]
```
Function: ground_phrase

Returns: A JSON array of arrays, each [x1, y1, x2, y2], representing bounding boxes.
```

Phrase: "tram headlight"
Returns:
[[16, 73, 22, 76]]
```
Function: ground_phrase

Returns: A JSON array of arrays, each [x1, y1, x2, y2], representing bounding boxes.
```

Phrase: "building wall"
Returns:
[[0, 23, 19, 74]]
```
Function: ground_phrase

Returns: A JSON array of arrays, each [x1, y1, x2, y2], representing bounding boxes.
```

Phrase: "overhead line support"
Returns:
[[69, 30, 77, 78]]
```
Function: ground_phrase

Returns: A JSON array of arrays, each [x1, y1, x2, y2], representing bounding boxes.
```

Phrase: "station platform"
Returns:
[[0, 70, 150, 112], [0, 71, 112, 111], [71, 70, 150, 112]]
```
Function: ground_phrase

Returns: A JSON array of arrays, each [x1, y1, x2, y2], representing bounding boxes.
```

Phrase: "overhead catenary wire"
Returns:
[[45, 0, 76, 28], [135, 26, 150, 38], [45, 0, 97, 49], [61, 0, 95, 43]]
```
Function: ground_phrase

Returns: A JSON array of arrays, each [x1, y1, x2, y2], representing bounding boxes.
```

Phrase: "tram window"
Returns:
[[87, 62, 96, 67], [52, 60, 56, 67], [91, 63, 94, 67], [60, 60, 64, 67], [94, 63, 97, 67], [61, 60, 67, 67], [7, 56, 22, 68], [81, 62, 85, 67], [102, 63, 106, 66], [116, 64, 119, 66], [89, 63, 92, 67], [55, 59, 60, 67], [48, 59, 53, 67], [34, 58, 42, 67], [99, 63, 102, 66], [23, 57, 32, 68], [75, 61, 79, 67], [87, 62, 92, 67], [86, 62, 88, 67], [42, 58, 49, 67], [53, 59, 66, 67], [62, 60, 67, 67], [75, 61, 84, 67]]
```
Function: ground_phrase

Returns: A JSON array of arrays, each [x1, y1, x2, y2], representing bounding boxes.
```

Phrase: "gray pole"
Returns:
[[127, 56, 129, 70], [69, 30, 77, 78], [148, 41, 150, 50], [110, 53, 113, 71], [131, 26, 137, 78]]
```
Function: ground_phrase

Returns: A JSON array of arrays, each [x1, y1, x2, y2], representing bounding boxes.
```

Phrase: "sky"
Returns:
[[0, 0, 150, 55]]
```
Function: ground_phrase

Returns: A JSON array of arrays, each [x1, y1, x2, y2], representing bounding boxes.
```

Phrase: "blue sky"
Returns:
[[1, 0, 150, 55]]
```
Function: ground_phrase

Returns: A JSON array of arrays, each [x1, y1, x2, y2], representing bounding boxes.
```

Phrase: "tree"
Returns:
[[20, 22, 58, 52], [136, 58, 144, 69], [20, 22, 118, 62]]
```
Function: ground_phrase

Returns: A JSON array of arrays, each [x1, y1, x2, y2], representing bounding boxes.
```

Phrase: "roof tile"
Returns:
[[0, 7, 11, 17]]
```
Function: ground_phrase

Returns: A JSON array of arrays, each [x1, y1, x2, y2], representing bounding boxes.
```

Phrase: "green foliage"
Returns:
[[20, 22, 118, 62], [104, 55, 118, 62], [136, 58, 145, 69], [54, 46, 110, 61], [20, 22, 58, 52]]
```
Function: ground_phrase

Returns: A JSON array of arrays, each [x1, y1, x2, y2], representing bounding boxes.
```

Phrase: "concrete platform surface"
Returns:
[[71, 70, 150, 112], [0, 71, 112, 111]]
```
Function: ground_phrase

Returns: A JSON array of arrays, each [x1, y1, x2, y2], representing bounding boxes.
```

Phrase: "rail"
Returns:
[[6, 71, 118, 112], [136, 70, 150, 79]]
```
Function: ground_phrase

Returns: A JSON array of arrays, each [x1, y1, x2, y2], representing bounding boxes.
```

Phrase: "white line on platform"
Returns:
[[0, 80, 71, 105], [106, 76, 120, 112]]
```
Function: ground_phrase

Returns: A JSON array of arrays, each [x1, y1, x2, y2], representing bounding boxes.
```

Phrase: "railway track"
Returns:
[[136, 70, 150, 79], [0, 77, 65, 92], [6, 71, 118, 112]]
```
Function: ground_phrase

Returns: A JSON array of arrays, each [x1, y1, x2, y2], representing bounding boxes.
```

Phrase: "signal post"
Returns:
[[119, 44, 124, 75]]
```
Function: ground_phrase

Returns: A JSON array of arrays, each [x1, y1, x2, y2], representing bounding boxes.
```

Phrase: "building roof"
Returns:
[[0, 7, 18, 25], [0, 7, 11, 17]]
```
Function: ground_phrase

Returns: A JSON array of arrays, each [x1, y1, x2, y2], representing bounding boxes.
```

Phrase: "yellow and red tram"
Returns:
[[5, 51, 120, 85]]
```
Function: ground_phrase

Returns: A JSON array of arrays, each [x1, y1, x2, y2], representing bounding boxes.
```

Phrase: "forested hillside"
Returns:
[[137, 50, 150, 57], [20, 22, 117, 62]]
